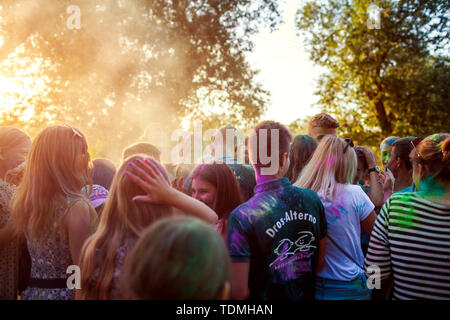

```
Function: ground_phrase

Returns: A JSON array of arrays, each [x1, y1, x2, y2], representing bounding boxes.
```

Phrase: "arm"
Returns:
[[65, 200, 94, 265], [164, 188, 218, 225], [361, 211, 377, 236], [316, 238, 327, 273], [357, 146, 384, 207], [368, 171, 384, 207], [126, 159, 218, 225], [231, 262, 250, 300]]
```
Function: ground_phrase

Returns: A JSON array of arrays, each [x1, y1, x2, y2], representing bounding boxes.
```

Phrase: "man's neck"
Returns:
[[394, 169, 413, 192], [254, 169, 281, 185]]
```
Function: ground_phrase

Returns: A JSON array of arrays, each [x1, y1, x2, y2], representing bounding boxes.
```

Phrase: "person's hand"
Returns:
[[383, 168, 395, 191], [126, 158, 175, 204], [355, 146, 377, 169], [377, 170, 387, 185]]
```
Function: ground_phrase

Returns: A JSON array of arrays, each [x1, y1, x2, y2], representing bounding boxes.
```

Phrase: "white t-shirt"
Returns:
[[317, 184, 374, 281]]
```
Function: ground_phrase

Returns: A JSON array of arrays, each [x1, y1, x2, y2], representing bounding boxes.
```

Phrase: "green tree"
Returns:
[[296, 0, 450, 147], [0, 0, 280, 161], [288, 116, 311, 136]]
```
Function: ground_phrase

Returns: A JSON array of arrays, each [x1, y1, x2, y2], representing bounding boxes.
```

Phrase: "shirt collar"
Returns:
[[254, 177, 290, 194]]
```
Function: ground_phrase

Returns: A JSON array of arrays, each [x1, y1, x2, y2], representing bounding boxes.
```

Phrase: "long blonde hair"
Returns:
[[78, 155, 174, 300], [11, 125, 92, 241], [294, 135, 356, 200]]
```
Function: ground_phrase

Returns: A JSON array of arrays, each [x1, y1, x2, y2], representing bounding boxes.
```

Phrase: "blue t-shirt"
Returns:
[[228, 177, 327, 300], [317, 184, 374, 281]]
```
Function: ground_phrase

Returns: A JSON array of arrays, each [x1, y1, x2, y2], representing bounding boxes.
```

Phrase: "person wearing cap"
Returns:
[[307, 113, 340, 142]]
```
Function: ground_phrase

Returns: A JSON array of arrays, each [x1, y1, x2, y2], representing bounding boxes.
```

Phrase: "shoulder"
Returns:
[[291, 185, 322, 202], [230, 201, 251, 219], [64, 197, 93, 224], [346, 184, 366, 193], [345, 184, 371, 200]]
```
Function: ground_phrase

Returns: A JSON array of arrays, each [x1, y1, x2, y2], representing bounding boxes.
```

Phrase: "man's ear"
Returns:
[[279, 152, 289, 172]]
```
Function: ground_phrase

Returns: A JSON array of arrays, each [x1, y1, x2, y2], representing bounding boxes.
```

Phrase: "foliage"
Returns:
[[296, 0, 450, 148], [0, 0, 281, 161]]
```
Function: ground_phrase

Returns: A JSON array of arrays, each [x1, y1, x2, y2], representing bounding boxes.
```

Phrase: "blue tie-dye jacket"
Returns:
[[228, 177, 327, 300]]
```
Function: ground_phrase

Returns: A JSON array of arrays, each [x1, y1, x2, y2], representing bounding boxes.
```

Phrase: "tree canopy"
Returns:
[[296, 0, 450, 148], [0, 0, 281, 161]]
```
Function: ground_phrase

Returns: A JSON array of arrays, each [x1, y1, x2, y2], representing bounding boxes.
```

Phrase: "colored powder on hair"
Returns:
[[327, 155, 334, 168]]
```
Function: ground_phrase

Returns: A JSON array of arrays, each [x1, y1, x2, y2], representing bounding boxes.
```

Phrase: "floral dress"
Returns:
[[22, 198, 87, 300], [0, 179, 19, 299]]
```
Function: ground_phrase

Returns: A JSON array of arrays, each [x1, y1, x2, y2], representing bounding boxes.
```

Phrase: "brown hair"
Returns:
[[0, 127, 30, 152], [11, 125, 92, 242], [308, 113, 340, 131], [78, 155, 173, 300], [122, 142, 161, 161], [192, 163, 243, 221], [248, 120, 292, 168], [414, 133, 450, 183], [286, 135, 318, 183]]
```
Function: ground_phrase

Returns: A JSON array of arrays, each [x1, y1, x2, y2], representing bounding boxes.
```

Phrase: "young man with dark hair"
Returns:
[[228, 120, 327, 300], [307, 113, 340, 141], [387, 138, 415, 194]]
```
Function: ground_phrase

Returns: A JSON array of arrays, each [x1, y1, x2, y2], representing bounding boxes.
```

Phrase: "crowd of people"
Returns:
[[0, 112, 448, 300]]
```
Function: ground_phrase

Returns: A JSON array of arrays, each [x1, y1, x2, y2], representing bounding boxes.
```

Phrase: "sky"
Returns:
[[246, 0, 324, 125]]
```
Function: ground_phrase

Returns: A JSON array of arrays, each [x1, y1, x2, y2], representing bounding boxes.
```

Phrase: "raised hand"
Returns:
[[126, 158, 173, 204]]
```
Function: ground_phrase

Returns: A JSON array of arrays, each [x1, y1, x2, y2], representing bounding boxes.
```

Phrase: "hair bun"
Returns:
[[442, 137, 450, 164]]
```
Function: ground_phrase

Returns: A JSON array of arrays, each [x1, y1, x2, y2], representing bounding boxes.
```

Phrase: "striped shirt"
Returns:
[[364, 192, 450, 300]]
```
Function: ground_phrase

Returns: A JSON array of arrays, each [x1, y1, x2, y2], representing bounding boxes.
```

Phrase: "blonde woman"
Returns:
[[78, 156, 218, 300], [10, 125, 97, 300], [0, 127, 31, 299], [295, 136, 377, 300]]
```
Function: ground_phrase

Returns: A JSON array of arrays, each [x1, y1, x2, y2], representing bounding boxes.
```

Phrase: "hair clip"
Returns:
[[343, 138, 354, 154], [64, 124, 83, 138]]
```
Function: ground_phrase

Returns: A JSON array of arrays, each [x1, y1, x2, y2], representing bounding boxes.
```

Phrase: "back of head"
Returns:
[[0, 126, 30, 151], [212, 125, 243, 161], [92, 158, 116, 190], [122, 142, 161, 161], [78, 155, 173, 300], [392, 138, 414, 171], [414, 133, 450, 184], [286, 134, 318, 183], [0, 127, 31, 178], [295, 135, 357, 199], [123, 216, 231, 300], [380, 136, 400, 149], [192, 163, 243, 220], [248, 120, 292, 175], [307, 113, 340, 140]]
